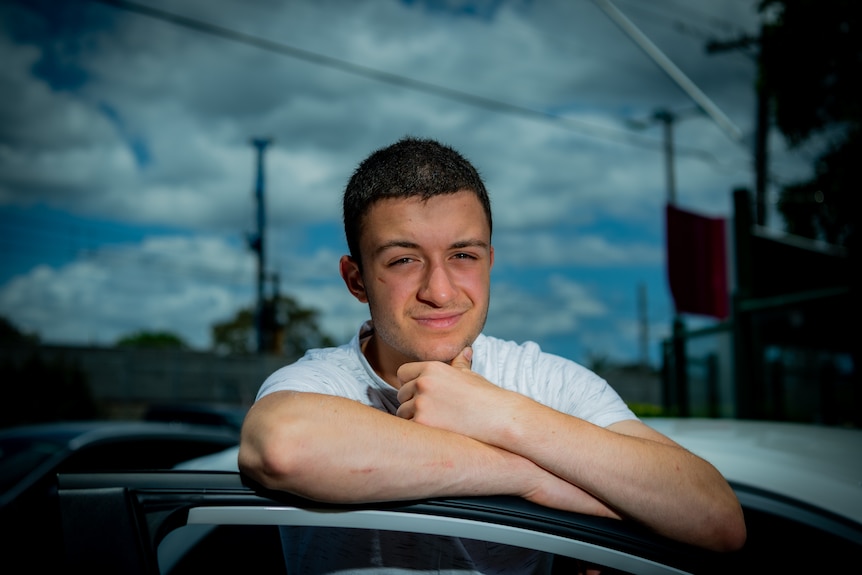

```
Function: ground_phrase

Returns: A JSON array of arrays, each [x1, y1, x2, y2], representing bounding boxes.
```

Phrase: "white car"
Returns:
[[53, 418, 862, 574]]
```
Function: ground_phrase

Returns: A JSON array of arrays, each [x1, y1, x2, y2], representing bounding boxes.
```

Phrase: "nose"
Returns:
[[417, 261, 457, 306]]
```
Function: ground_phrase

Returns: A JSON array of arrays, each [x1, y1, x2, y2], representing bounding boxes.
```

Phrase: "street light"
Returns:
[[625, 107, 702, 206]]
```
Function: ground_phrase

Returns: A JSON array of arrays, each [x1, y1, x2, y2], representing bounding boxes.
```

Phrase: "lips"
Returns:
[[413, 312, 464, 329]]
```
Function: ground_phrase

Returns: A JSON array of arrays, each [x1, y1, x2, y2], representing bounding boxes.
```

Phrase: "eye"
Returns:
[[452, 252, 477, 260], [388, 257, 415, 267]]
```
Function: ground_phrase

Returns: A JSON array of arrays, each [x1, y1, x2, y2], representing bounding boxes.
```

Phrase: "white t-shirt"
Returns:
[[258, 322, 636, 427], [256, 322, 637, 574]]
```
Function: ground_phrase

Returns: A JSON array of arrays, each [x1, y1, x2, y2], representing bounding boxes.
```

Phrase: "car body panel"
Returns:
[[643, 418, 862, 527]]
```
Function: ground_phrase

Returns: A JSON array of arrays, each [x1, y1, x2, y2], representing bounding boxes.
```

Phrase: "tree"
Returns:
[[760, 0, 861, 248], [0, 317, 98, 427], [0, 354, 99, 428], [211, 295, 336, 357], [115, 330, 189, 350], [0, 316, 39, 345]]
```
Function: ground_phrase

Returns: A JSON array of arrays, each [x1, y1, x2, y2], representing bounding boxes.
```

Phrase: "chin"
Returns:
[[412, 340, 472, 363]]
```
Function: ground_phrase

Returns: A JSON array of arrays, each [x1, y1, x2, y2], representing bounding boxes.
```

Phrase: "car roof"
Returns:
[[143, 403, 247, 431], [176, 418, 862, 527], [643, 418, 862, 526], [1, 419, 237, 439], [0, 420, 239, 508]]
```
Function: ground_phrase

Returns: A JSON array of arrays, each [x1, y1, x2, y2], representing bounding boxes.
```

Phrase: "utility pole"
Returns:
[[626, 106, 701, 205], [249, 137, 272, 354], [656, 110, 676, 205], [638, 282, 649, 368], [269, 271, 283, 354], [627, 108, 698, 413], [706, 30, 767, 226]]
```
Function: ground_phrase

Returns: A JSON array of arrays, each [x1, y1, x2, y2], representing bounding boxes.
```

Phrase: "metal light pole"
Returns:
[[250, 137, 272, 354], [626, 108, 697, 414]]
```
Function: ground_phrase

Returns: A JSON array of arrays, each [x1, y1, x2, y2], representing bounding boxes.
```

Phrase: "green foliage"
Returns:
[[0, 354, 99, 428], [212, 308, 256, 355], [776, 129, 861, 246], [0, 316, 39, 345], [0, 316, 98, 427], [761, 0, 861, 144], [760, 0, 861, 247], [627, 403, 665, 418], [115, 330, 189, 350], [212, 295, 336, 357]]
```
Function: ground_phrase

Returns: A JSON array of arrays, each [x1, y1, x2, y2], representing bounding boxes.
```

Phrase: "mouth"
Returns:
[[413, 312, 464, 330]]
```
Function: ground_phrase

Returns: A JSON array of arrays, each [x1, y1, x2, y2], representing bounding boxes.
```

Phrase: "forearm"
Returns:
[[238, 391, 575, 506], [493, 400, 746, 551]]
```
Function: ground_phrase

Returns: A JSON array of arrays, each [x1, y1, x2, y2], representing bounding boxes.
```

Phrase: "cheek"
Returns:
[[457, 270, 490, 297], [365, 274, 407, 306]]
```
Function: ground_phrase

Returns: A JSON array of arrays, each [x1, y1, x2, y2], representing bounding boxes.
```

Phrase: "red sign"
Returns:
[[666, 203, 729, 319]]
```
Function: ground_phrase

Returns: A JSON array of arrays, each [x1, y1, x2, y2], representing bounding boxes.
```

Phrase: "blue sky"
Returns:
[[0, 0, 816, 366]]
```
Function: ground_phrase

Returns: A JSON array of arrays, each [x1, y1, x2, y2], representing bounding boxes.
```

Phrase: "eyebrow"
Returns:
[[373, 239, 489, 257]]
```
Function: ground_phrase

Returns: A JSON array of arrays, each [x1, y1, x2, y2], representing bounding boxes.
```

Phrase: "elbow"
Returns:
[[705, 503, 747, 553], [722, 516, 748, 553], [238, 426, 303, 492]]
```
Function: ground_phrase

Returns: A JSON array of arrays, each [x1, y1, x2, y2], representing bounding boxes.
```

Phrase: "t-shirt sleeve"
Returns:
[[535, 351, 638, 428], [255, 363, 368, 404]]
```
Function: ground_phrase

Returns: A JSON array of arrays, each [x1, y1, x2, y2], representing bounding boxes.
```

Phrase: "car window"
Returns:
[[60, 438, 235, 472], [162, 524, 287, 575], [160, 524, 638, 575], [0, 436, 65, 497]]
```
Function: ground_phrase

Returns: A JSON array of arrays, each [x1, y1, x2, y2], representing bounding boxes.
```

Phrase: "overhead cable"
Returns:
[[90, 0, 727, 165]]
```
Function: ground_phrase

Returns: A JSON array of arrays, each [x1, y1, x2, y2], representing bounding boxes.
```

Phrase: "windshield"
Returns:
[[0, 436, 66, 497]]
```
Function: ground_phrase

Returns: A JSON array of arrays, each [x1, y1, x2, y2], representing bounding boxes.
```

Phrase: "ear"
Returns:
[[489, 244, 494, 270], [340, 255, 368, 303]]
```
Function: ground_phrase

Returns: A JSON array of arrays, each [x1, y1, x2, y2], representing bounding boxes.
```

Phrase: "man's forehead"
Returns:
[[364, 191, 486, 218], [359, 193, 490, 251]]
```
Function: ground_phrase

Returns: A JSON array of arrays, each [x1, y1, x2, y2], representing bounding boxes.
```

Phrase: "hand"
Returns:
[[395, 347, 521, 444], [396, 348, 621, 524]]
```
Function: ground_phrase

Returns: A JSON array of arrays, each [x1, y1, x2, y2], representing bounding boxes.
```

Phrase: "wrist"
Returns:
[[487, 391, 538, 449]]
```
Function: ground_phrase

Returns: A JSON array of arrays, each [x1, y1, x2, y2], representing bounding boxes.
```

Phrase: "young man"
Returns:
[[238, 137, 746, 572]]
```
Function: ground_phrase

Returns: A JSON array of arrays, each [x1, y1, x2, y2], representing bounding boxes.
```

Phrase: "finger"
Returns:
[[395, 398, 414, 420], [396, 361, 424, 385], [449, 346, 473, 371], [396, 380, 415, 404]]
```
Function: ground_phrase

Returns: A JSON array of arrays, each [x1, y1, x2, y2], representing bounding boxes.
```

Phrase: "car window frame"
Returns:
[[58, 471, 742, 575]]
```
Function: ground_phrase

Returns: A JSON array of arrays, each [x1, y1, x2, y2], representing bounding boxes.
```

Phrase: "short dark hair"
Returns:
[[343, 137, 492, 265]]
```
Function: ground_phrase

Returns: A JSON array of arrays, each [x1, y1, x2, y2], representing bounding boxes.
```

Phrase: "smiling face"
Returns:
[[340, 190, 494, 386]]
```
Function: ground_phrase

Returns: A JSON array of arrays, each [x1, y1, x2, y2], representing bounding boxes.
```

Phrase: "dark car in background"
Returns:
[[0, 420, 239, 571], [143, 402, 248, 433], [51, 418, 862, 574]]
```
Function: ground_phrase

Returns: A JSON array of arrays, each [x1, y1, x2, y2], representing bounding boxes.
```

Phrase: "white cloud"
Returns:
[[494, 231, 663, 267], [0, 0, 796, 364], [0, 235, 253, 347]]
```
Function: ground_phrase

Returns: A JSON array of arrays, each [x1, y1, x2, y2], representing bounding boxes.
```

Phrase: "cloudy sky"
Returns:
[[0, 0, 814, 366]]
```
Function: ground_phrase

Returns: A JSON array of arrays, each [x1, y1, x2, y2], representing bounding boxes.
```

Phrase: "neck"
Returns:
[[361, 334, 402, 389]]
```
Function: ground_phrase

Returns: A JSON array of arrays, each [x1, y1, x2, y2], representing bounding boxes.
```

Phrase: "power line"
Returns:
[[592, 0, 744, 144], [88, 0, 728, 165], [619, 0, 747, 37]]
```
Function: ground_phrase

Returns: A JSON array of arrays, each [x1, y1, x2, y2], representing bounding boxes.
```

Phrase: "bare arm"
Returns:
[[498, 407, 745, 552], [395, 350, 747, 552], [238, 390, 619, 518]]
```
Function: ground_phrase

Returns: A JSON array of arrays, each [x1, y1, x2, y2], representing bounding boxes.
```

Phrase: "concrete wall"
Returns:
[[1, 344, 291, 417], [2, 344, 662, 420]]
